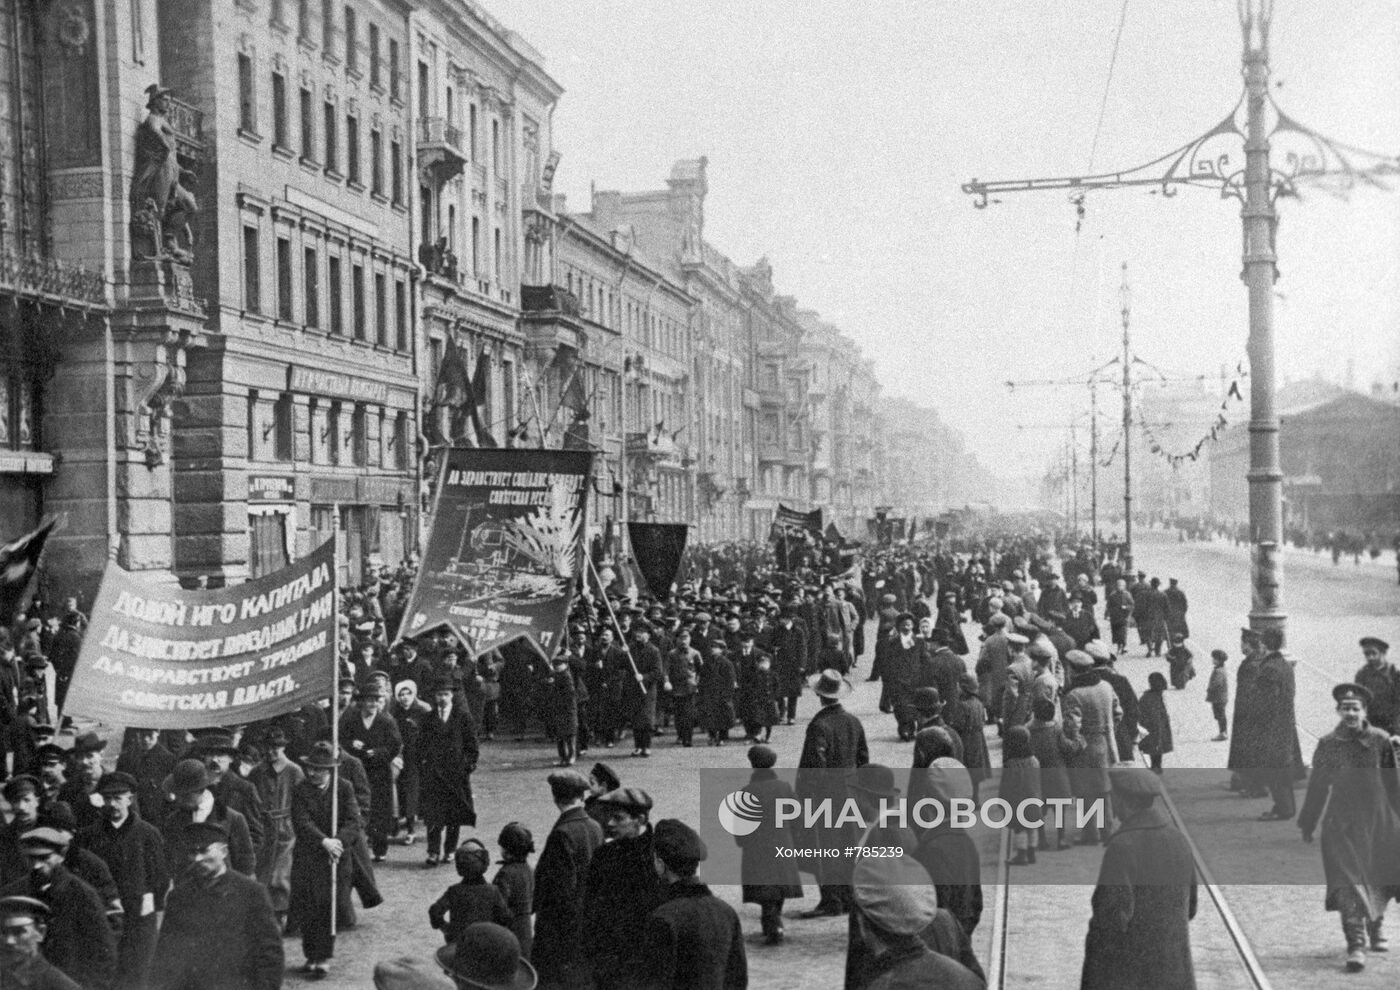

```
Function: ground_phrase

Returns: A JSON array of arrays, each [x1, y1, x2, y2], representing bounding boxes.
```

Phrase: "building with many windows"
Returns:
[[9, 0, 994, 611]]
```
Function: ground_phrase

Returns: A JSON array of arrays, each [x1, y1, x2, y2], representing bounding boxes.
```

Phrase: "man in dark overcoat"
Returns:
[[114, 728, 176, 824], [580, 787, 664, 989], [338, 681, 403, 860], [641, 819, 747, 990], [287, 742, 361, 977], [533, 770, 605, 990], [1354, 637, 1400, 735], [417, 677, 480, 864], [1253, 627, 1300, 821], [1297, 682, 1400, 973], [770, 607, 808, 726], [934, 592, 968, 656], [1081, 769, 1197, 990], [736, 745, 803, 944], [75, 773, 169, 990], [147, 820, 283, 990], [795, 670, 868, 917]]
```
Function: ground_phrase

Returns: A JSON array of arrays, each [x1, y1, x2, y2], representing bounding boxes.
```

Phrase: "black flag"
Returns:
[[0, 518, 57, 622], [628, 523, 689, 600]]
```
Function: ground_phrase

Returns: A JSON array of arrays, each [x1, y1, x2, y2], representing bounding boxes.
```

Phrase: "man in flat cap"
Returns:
[[74, 772, 169, 990], [1355, 638, 1400, 736], [148, 819, 284, 990], [580, 787, 664, 988], [1298, 682, 1400, 973], [533, 770, 604, 990], [0, 894, 82, 990], [640, 820, 747, 990], [0, 827, 116, 990], [0, 775, 43, 884], [1081, 768, 1196, 990]]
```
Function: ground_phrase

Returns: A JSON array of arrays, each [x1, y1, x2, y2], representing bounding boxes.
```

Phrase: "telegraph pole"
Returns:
[[1119, 263, 1134, 576], [962, 0, 1399, 643], [1089, 379, 1100, 550], [1069, 421, 1080, 536]]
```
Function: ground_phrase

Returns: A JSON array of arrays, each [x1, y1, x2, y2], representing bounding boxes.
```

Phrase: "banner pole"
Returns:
[[330, 519, 340, 939], [586, 555, 641, 685]]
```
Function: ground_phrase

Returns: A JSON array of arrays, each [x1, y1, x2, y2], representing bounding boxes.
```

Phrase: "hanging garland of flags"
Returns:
[[1137, 360, 1248, 469]]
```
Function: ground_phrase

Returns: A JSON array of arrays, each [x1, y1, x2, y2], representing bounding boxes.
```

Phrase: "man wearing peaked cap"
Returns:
[[640, 820, 747, 990], [1298, 679, 1400, 972], [3, 825, 117, 990], [532, 770, 604, 988], [0, 894, 83, 990], [1081, 765, 1197, 990], [79, 770, 169, 990], [1355, 637, 1400, 736]]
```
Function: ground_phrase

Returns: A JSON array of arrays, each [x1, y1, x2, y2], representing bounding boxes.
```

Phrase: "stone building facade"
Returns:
[[11, 0, 993, 612]]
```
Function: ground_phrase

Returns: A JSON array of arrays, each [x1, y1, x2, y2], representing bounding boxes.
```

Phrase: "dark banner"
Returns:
[[774, 504, 822, 536], [628, 523, 689, 600], [399, 448, 594, 656], [0, 517, 57, 623], [63, 540, 337, 729]]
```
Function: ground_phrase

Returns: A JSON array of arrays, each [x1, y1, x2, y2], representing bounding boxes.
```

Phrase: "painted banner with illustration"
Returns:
[[63, 539, 337, 728], [400, 448, 594, 656]]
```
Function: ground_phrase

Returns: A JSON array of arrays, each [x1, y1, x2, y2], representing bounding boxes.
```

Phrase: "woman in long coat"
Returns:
[[392, 680, 429, 840], [417, 678, 480, 865], [699, 644, 738, 744]]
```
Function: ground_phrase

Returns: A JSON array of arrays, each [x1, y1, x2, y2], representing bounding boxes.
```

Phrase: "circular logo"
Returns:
[[717, 789, 763, 837]]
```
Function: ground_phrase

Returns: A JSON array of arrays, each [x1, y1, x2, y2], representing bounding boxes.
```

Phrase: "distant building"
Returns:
[[1209, 381, 1400, 534]]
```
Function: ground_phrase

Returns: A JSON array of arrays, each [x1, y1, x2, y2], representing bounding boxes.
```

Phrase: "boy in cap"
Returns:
[[428, 839, 512, 946], [641, 819, 747, 989], [1355, 637, 1400, 735]]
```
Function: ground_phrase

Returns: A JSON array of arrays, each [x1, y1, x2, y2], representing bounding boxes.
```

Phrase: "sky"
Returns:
[[487, 0, 1400, 482]]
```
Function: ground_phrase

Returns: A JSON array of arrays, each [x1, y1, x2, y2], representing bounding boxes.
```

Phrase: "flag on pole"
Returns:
[[0, 518, 57, 623]]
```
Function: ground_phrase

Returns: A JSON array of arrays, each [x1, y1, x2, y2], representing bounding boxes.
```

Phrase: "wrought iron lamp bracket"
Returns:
[[961, 90, 1398, 210]]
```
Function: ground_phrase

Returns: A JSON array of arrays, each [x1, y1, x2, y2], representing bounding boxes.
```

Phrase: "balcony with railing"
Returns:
[[417, 117, 466, 180]]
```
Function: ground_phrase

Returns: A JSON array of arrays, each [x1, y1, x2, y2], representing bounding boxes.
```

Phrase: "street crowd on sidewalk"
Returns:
[[1, 522, 1399, 988]]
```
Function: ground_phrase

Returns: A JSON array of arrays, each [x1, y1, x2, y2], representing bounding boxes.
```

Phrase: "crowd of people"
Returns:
[[0, 522, 1398, 988]]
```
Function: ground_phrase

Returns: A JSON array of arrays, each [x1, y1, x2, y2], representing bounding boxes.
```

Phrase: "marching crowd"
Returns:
[[1, 525, 1399, 988]]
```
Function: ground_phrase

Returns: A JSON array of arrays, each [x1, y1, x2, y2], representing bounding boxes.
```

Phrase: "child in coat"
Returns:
[[1000, 724, 1042, 866], [1138, 671, 1174, 772], [545, 654, 579, 766], [699, 645, 737, 746], [1165, 634, 1196, 690], [491, 823, 535, 960], [428, 839, 513, 944], [1026, 696, 1085, 851], [1206, 649, 1229, 741]]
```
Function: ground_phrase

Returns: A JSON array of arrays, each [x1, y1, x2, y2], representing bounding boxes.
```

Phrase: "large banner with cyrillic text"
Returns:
[[397, 447, 594, 656], [63, 539, 337, 728]]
